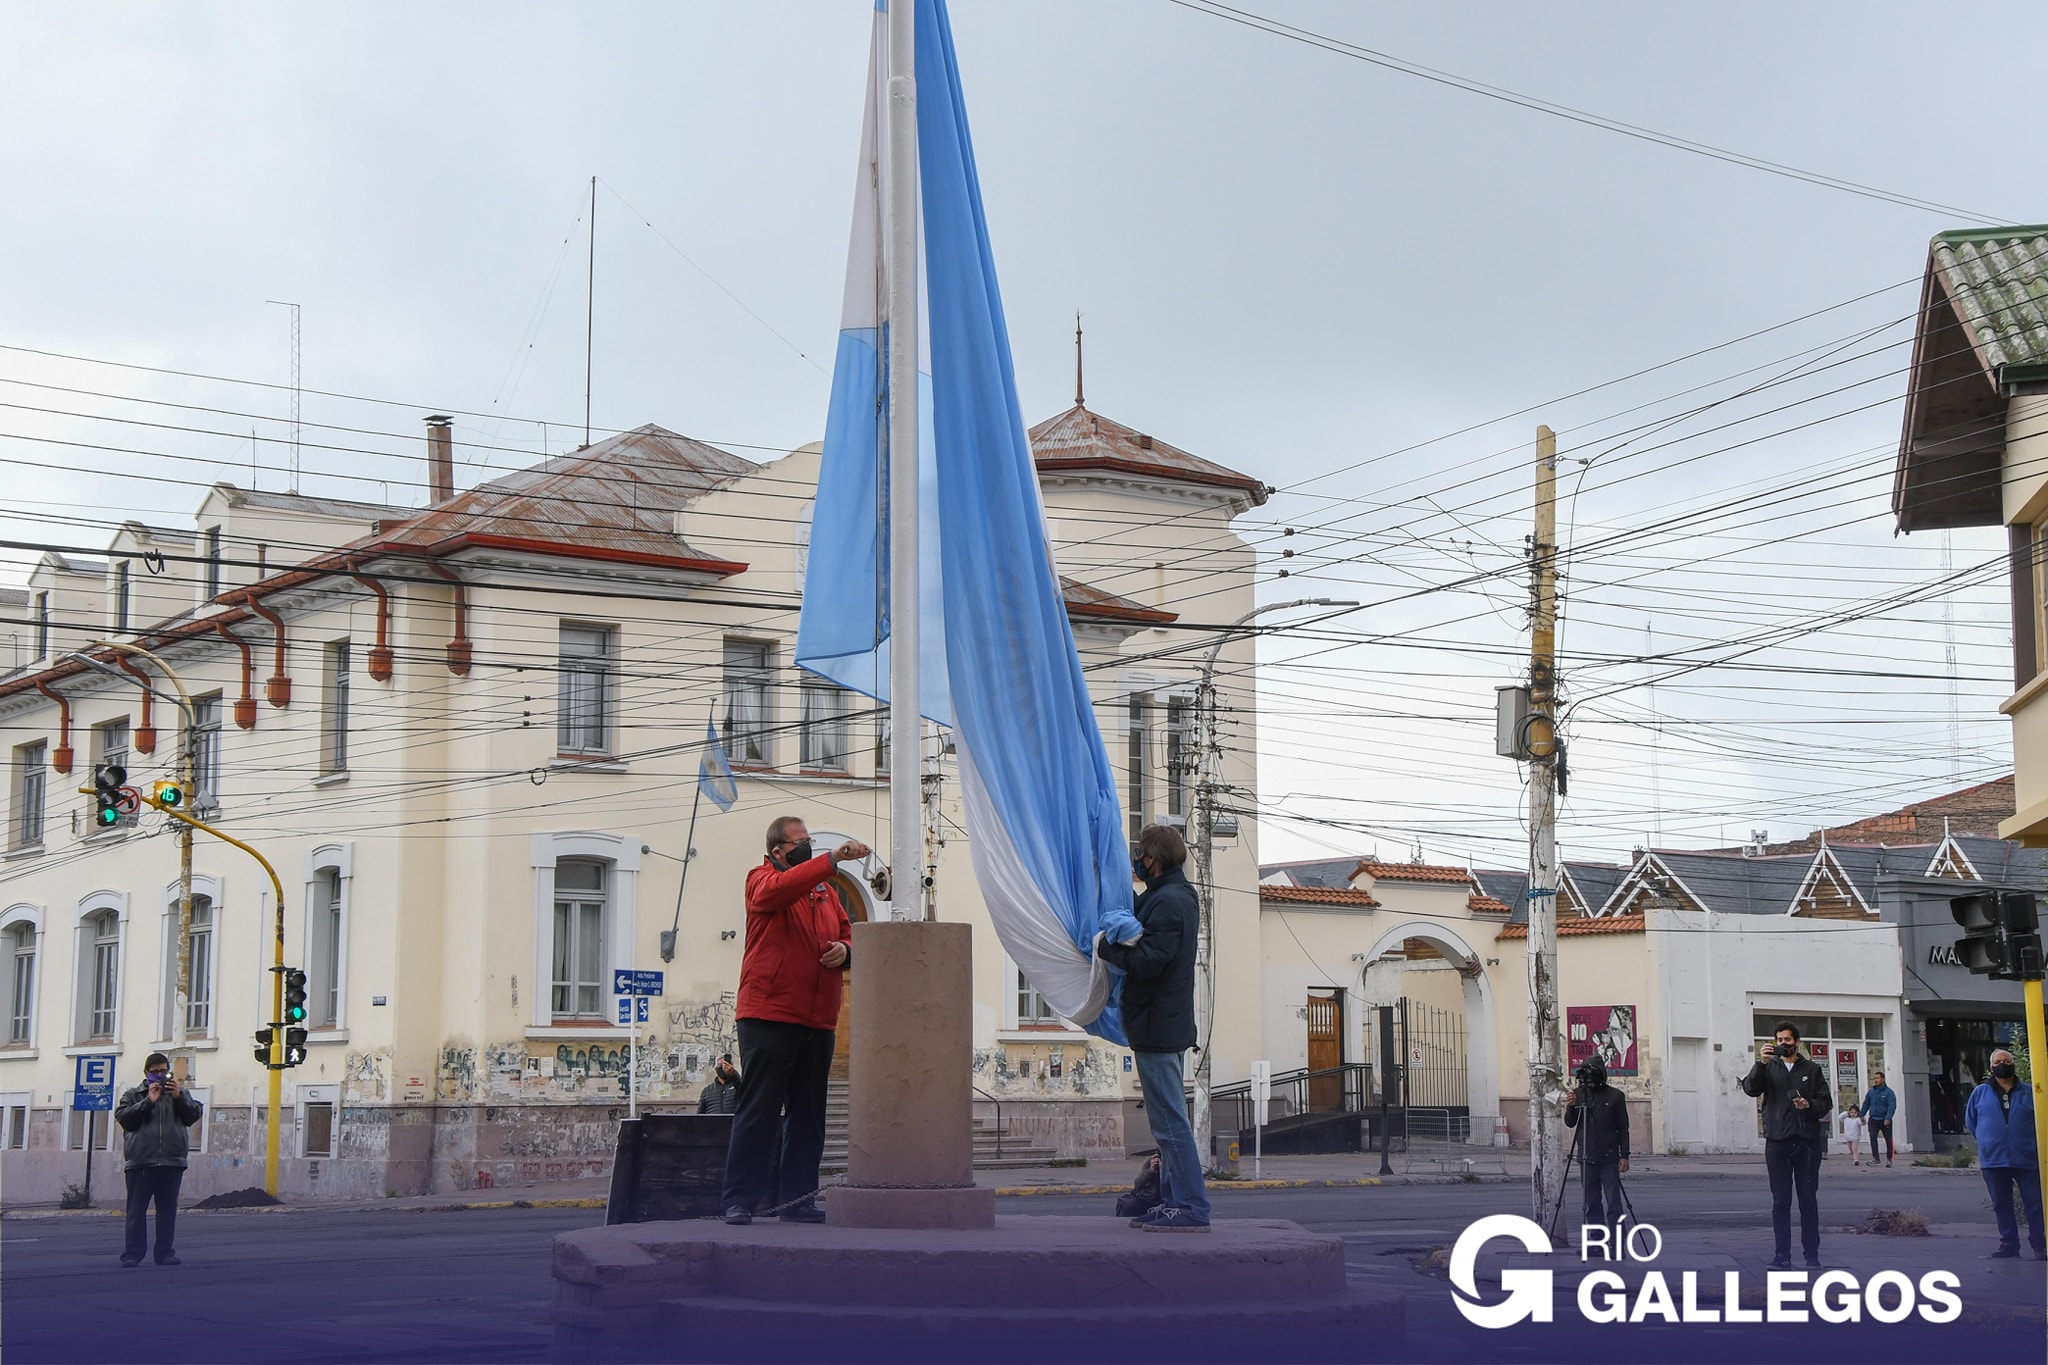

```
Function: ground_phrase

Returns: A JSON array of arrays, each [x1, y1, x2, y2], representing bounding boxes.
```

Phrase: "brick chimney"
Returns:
[[425, 415, 454, 503]]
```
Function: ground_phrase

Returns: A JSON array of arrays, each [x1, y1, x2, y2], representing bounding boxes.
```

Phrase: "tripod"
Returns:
[[1545, 1111, 1639, 1245]]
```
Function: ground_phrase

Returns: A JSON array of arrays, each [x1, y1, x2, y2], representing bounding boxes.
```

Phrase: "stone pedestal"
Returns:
[[829, 919, 996, 1229]]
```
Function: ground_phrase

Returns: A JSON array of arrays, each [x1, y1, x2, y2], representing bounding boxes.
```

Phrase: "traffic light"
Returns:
[[150, 779, 184, 809], [253, 1025, 275, 1068], [92, 762, 126, 829], [1949, 891, 2045, 981], [282, 968, 308, 1024], [283, 1027, 308, 1068]]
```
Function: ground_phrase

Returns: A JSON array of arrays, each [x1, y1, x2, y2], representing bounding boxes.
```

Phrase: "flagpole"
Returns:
[[884, 0, 923, 921], [660, 779, 703, 964]]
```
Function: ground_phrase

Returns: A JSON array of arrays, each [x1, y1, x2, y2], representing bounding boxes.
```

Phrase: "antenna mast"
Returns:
[[265, 300, 301, 491]]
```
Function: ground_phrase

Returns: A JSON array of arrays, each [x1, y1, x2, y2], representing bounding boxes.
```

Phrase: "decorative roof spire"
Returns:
[[1074, 310, 1084, 409]]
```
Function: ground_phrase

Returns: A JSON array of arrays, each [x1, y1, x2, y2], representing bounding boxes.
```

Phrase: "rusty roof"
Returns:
[[1354, 859, 1472, 885], [1497, 913, 1645, 940], [1029, 405, 1267, 506], [1259, 884, 1381, 909], [365, 424, 756, 569], [1058, 576, 1178, 625]]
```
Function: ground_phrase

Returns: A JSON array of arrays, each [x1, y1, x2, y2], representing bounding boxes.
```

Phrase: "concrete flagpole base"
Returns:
[[828, 918, 996, 1230]]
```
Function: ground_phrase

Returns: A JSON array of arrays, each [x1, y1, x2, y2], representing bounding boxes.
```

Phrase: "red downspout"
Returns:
[[242, 595, 292, 707], [212, 618, 258, 728], [347, 566, 395, 681], [426, 563, 473, 676], [33, 679, 73, 774], [117, 656, 157, 755]]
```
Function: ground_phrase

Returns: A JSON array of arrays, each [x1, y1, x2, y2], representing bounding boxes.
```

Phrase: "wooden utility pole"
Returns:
[[1527, 424, 1564, 1231]]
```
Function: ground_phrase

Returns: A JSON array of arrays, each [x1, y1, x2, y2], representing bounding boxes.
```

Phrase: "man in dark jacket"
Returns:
[[1739, 1021, 1833, 1269], [698, 1054, 741, 1115], [720, 815, 865, 1226], [1096, 824, 1209, 1233], [1564, 1058, 1630, 1235], [113, 1052, 203, 1267]]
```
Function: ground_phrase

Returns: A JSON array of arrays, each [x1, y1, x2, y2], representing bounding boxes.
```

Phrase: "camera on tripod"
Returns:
[[1572, 1060, 1601, 1085]]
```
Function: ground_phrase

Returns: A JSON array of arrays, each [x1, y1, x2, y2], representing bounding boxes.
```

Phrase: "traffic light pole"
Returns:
[[2028, 979, 2048, 1206], [136, 790, 288, 1197]]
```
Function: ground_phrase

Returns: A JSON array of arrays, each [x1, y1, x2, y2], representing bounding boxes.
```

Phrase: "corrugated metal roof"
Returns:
[[1637, 850, 1811, 917], [1029, 405, 1268, 506], [1929, 227, 2048, 375], [366, 424, 756, 563], [1259, 857, 1361, 890]]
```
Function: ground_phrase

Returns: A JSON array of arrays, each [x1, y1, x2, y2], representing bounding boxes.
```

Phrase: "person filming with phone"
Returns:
[[113, 1052, 203, 1268], [1739, 1021, 1832, 1269]]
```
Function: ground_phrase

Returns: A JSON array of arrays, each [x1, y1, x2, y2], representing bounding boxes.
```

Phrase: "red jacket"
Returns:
[[736, 854, 853, 1031]]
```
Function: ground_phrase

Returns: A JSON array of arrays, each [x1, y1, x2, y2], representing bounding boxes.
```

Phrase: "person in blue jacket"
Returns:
[[1963, 1049, 2044, 1260], [1858, 1071, 1897, 1167]]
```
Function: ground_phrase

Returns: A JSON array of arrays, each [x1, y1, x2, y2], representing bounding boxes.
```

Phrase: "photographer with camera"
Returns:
[[1740, 1021, 1832, 1269], [1564, 1057, 1631, 1236], [112, 1052, 203, 1268]]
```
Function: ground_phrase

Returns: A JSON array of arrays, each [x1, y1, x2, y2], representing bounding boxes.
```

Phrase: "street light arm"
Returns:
[[67, 646, 194, 728], [1197, 598, 1361, 684]]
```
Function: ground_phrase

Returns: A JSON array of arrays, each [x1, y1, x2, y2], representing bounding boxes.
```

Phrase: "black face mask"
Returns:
[[1774, 1042, 1798, 1058], [1991, 1063, 2018, 1081], [783, 840, 814, 866], [1132, 855, 1152, 883]]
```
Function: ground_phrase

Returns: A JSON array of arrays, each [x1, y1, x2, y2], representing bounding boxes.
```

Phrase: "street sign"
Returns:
[[1250, 1060, 1272, 1115], [616, 997, 633, 1025], [613, 969, 664, 996], [636, 996, 651, 1024], [72, 1054, 117, 1111]]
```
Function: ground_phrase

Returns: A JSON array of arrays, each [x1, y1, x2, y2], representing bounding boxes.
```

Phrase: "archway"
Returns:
[[1356, 921, 1501, 1128]]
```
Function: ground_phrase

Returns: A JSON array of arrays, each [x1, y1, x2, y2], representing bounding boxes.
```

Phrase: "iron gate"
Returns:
[[1363, 996, 1468, 1111]]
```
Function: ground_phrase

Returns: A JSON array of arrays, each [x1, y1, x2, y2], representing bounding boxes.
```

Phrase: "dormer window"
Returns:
[[112, 562, 130, 632]]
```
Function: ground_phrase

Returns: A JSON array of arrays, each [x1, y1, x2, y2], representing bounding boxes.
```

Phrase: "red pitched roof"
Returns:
[[1058, 576, 1178, 625], [1029, 405, 1268, 505], [1260, 884, 1381, 909], [1497, 914, 1645, 940], [1467, 894, 1512, 915], [1354, 859, 1472, 884]]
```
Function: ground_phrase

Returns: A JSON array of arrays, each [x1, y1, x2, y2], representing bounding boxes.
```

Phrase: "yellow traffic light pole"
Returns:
[[2027, 979, 2048, 1208]]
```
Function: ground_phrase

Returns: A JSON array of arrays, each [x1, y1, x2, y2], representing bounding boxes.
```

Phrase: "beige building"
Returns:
[[0, 401, 1267, 1201], [1890, 226, 2048, 842]]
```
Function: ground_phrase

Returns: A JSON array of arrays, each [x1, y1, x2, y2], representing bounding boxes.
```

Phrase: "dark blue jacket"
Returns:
[[1858, 1083, 1896, 1123], [1098, 866, 1198, 1052], [1965, 1080, 2037, 1169]]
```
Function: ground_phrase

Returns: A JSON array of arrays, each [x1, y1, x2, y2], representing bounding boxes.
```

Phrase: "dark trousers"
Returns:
[[1981, 1166, 2047, 1252], [123, 1166, 183, 1262], [1582, 1158, 1626, 1228], [1764, 1137, 1821, 1260], [1867, 1118, 1894, 1162], [721, 1017, 835, 1214]]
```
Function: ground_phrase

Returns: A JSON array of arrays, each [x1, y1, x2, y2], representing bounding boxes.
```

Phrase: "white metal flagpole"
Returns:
[[884, 0, 922, 921]]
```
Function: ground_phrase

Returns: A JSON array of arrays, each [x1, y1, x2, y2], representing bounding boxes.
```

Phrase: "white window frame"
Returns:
[[799, 675, 850, 773], [33, 591, 49, 661], [189, 695, 222, 813], [557, 624, 616, 757], [303, 843, 353, 1034], [721, 638, 775, 767], [183, 1084, 211, 1154], [527, 833, 640, 1033], [66, 1104, 113, 1152], [73, 891, 127, 1045], [0, 1090, 29, 1149], [13, 740, 46, 850], [999, 953, 1086, 1039], [202, 526, 223, 601], [2, 904, 41, 1049], [296, 1081, 338, 1158], [159, 875, 222, 1042], [321, 641, 351, 776]]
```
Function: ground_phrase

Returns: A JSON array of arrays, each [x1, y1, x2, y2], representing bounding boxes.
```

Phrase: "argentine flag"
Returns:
[[795, 0, 1141, 1042]]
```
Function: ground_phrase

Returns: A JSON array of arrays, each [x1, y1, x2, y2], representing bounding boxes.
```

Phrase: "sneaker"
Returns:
[[1768, 1255, 1793, 1270], [154, 1255, 180, 1266], [779, 1205, 827, 1224], [119, 1256, 141, 1268], [722, 1206, 753, 1226], [1128, 1206, 1166, 1229], [1991, 1245, 2021, 1259], [1804, 1257, 1823, 1270], [1141, 1207, 1211, 1234]]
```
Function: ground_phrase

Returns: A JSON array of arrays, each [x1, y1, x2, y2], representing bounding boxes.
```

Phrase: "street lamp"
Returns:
[[1187, 597, 1357, 1170]]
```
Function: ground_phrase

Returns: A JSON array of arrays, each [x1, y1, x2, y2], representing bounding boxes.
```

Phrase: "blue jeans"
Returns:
[[1981, 1166, 2046, 1252], [1133, 1049, 1210, 1223]]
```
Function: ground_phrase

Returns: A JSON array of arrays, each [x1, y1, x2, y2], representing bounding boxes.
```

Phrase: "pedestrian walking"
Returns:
[[1096, 824, 1210, 1234], [1838, 1105, 1863, 1166], [719, 815, 865, 1226], [1739, 1021, 1832, 1269], [1963, 1048, 2045, 1261], [698, 1054, 741, 1116], [112, 1053, 203, 1268], [1563, 1057, 1631, 1237], [1859, 1071, 1897, 1167]]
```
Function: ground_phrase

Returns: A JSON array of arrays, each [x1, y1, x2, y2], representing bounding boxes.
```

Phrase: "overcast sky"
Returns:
[[3, 3, 2042, 870]]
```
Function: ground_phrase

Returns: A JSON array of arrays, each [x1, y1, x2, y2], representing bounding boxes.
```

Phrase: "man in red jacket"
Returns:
[[720, 814, 868, 1224]]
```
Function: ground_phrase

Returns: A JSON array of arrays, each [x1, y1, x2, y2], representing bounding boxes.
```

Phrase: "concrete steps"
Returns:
[[820, 1080, 1064, 1171]]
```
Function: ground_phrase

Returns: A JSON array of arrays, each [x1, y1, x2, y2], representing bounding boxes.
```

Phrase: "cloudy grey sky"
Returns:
[[2, 3, 2042, 869]]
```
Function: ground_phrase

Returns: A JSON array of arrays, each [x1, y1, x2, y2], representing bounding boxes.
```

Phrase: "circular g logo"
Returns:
[[1449, 1214, 1555, 1329]]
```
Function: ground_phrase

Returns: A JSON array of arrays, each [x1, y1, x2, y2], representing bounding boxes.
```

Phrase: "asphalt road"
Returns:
[[1, 1165, 2032, 1365]]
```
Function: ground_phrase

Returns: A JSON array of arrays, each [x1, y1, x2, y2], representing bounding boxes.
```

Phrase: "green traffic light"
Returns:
[[96, 805, 121, 827], [286, 1004, 306, 1022]]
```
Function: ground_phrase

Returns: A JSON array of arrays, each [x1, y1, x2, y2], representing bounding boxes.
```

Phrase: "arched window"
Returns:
[[6, 922, 34, 1045], [83, 911, 120, 1040]]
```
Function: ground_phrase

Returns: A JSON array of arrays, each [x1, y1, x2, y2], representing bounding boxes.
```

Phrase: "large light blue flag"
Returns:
[[796, 0, 1140, 1043]]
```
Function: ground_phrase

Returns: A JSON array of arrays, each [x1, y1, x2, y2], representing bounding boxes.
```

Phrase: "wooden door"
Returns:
[[1306, 991, 1343, 1112], [828, 872, 868, 1081]]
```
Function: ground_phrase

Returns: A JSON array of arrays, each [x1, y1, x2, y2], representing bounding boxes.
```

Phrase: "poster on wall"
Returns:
[[1567, 1005, 1639, 1076]]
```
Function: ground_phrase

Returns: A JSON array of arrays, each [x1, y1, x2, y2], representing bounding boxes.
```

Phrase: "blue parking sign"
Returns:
[[72, 1054, 117, 1111]]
